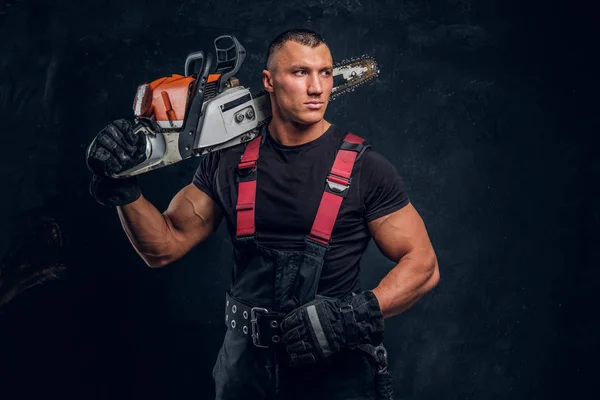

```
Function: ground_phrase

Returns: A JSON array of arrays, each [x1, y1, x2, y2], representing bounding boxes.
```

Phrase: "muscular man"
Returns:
[[86, 29, 439, 400]]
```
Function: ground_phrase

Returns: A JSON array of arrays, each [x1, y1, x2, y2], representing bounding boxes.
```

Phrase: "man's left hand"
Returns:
[[280, 290, 384, 367]]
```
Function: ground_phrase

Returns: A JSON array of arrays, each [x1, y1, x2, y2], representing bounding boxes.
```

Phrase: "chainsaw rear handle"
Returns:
[[184, 51, 205, 77]]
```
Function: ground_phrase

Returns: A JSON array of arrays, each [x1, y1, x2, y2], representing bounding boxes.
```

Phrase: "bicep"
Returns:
[[163, 183, 223, 255], [368, 202, 434, 263]]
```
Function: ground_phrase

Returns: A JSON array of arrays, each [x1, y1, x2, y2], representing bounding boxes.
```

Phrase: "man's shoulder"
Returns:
[[329, 123, 359, 138], [356, 144, 399, 171], [329, 124, 374, 146], [327, 125, 381, 162], [326, 124, 370, 148], [332, 129, 396, 172]]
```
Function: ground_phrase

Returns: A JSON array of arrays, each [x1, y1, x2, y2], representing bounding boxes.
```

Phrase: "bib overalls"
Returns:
[[212, 131, 394, 400]]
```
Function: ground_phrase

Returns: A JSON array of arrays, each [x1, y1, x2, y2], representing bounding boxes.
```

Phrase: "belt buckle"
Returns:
[[250, 307, 269, 348]]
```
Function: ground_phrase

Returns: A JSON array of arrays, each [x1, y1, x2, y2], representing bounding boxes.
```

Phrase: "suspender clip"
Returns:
[[326, 174, 351, 197]]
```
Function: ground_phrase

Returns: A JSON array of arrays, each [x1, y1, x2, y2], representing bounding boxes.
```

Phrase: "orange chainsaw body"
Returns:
[[132, 73, 222, 129]]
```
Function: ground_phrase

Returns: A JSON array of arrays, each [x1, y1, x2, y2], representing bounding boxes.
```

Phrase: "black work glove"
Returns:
[[85, 119, 147, 207], [280, 290, 384, 367]]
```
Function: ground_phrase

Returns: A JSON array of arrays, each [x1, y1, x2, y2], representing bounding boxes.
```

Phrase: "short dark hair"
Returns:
[[265, 29, 327, 70]]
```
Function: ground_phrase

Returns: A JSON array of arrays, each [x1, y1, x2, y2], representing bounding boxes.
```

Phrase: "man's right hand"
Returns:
[[86, 119, 147, 178], [86, 119, 147, 207]]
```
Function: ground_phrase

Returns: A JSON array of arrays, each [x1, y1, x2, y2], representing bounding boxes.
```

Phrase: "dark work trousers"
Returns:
[[212, 236, 394, 400]]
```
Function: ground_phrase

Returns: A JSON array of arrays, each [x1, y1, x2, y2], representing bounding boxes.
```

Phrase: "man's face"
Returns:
[[263, 41, 334, 126]]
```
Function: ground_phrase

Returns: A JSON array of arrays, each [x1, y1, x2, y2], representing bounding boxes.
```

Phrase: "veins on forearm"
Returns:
[[117, 198, 172, 259]]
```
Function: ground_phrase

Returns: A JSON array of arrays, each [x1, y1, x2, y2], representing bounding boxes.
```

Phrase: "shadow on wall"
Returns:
[[0, 215, 66, 310], [0, 1, 23, 28]]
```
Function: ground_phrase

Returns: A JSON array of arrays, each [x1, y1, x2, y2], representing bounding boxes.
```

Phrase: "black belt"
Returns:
[[224, 293, 285, 348]]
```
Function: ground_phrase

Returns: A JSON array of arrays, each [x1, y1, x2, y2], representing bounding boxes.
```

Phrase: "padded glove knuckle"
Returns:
[[87, 119, 148, 178]]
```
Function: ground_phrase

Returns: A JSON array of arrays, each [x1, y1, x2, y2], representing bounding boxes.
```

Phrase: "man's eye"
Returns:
[[321, 70, 332, 76], [294, 70, 307, 75]]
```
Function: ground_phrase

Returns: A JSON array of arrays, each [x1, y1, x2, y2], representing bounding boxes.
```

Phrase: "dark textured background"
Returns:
[[0, 0, 597, 399]]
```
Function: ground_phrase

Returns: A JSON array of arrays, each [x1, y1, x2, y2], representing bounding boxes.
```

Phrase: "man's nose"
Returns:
[[307, 73, 323, 95]]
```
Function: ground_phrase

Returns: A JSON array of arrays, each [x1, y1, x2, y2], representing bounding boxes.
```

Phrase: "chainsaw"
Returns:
[[113, 35, 379, 178]]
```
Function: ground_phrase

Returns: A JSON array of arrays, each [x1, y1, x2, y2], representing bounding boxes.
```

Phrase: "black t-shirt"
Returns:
[[192, 124, 409, 298]]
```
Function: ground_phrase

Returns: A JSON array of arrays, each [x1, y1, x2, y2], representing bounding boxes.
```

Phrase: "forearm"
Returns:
[[371, 248, 439, 319], [116, 195, 176, 268]]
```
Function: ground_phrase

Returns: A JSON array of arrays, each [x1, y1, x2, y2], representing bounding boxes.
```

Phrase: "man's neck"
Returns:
[[268, 117, 332, 147]]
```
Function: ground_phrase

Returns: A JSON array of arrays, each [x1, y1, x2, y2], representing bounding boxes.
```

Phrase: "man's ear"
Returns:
[[262, 69, 274, 93]]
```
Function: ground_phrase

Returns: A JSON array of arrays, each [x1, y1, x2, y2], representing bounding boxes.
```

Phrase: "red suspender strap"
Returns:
[[309, 133, 366, 245], [235, 136, 262, 237]]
